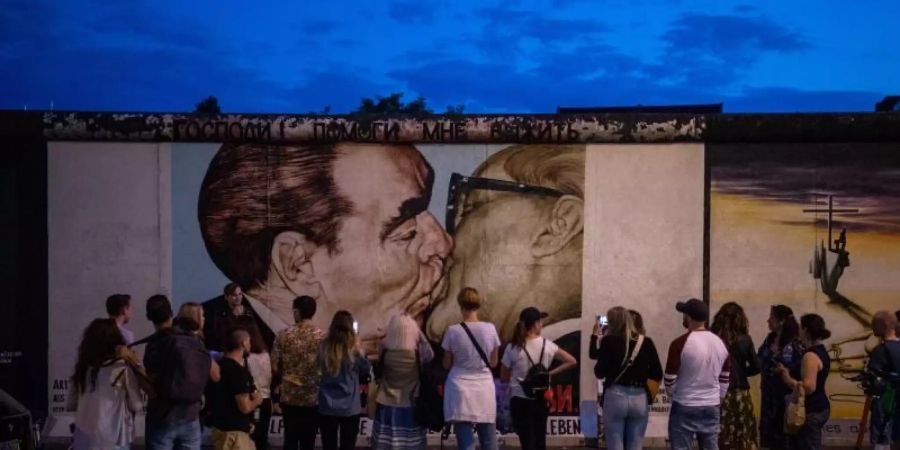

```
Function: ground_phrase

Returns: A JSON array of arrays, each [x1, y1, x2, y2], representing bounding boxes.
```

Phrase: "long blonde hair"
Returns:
[[607, 306, 639, 356], [322, 310, 357, 376]]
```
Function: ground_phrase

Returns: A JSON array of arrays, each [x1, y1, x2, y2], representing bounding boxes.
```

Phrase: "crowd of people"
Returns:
[[65, 284, 900, 450]]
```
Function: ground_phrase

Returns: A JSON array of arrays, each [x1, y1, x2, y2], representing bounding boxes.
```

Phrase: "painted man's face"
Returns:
[[309, 144, 453, 337], [426, 157, 567, 340]]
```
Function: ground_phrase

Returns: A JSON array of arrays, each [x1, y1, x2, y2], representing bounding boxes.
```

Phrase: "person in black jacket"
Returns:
[[203, 282, 275, 352], [711, 302, 761, 450], [591, 306, 663, 450]]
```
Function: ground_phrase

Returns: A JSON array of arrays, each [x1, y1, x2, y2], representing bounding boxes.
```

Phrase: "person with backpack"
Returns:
[[867, 311, 900, 450], [500, 307, 576, 450], [592, 307, 662, 450], [67, 318, 145, 450], [370, 313, 434, 450], [143, 302, 219, 450], [441, 287, 502, 450], [317, 310, 372, 450]]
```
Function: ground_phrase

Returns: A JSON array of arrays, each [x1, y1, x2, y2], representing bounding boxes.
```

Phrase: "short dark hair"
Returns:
[[225, 329, 250, 352], [199, 143, 354, 288], [146, 294, 173, 325], [234, 316, 268, 353], [800, 313, 832, 341], [293, 296, 317, 320], [224, 282, 240, 295], [105, 294, 131, 317]]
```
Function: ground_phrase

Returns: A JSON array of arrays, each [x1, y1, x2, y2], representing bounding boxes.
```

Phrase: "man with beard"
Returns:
[[198, 142, 453, 350]]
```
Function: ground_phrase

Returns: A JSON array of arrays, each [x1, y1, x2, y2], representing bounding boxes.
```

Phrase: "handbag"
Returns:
[[415, 348, 446, 432], [784, 384, 806, 434], [646, 378, 660, 402], [367, 382, 380, 418], [367, 348, 388, 419]]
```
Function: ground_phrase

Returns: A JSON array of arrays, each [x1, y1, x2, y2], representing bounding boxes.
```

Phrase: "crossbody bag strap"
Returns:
[[460, 322, 491, 370], [612, 335, 644, 385]]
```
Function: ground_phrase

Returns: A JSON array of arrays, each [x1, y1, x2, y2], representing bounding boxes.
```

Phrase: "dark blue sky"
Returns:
[[1, 0, 897, 113]]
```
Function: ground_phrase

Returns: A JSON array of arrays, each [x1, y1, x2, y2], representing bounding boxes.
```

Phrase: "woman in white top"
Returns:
[[239, 317, 273, 450], [67, 318, 145, 450], [441, 287, 501, 450], [501, 307, 577, 450]]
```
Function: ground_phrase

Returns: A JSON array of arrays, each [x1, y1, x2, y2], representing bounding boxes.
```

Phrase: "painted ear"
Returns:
[[531, 195, 584, 258], [270, 231, 318, 293]]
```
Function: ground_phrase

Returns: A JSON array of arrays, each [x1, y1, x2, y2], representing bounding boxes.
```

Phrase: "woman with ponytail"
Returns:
[[775, 313, 832, 450], [757, 305, 805, 449], [592, 307, 662, 450], [500, 307, 576, 450]]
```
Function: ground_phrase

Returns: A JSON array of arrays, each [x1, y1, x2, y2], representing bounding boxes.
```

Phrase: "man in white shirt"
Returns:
[[106, 293, 134, 344], [664, 299, 730, 450]]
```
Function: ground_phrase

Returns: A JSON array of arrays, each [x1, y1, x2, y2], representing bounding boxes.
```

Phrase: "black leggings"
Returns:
[[281, 405, 318, 450], [318, 414, 360, 450], [511, 396, 549, 450]]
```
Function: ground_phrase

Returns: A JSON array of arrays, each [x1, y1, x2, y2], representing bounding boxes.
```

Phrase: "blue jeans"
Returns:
[[789, 408, 829, 450], [603, 385, 650, 450], [454, 422, 497, 450], [145, 419, 202, 450], [668, 402, 720, 450]]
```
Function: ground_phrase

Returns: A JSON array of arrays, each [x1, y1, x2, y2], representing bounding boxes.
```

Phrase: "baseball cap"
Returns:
[[676, 298, 708, 322], [520, 307, 549, 327]]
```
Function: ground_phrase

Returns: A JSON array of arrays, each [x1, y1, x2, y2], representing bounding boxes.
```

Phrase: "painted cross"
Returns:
[[802, 195, 859, 251]]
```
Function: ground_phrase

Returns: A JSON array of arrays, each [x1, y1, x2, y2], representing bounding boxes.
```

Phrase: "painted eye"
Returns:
[[400, 230, 417, 241]]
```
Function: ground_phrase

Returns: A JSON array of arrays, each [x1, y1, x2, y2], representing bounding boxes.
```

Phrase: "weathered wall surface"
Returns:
[[2, 112, 899, 445]]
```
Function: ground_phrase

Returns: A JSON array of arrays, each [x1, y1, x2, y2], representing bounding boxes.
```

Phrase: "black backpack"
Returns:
[[156, 330, 212, 404], [519, 339, 550, 398]]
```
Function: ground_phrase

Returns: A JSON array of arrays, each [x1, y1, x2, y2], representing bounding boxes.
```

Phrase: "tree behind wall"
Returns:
[[195, 96, 221, 115], [351, 93, 465, 116]]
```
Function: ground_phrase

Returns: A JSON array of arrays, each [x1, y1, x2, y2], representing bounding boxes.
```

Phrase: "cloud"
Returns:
[[475, 6, 610, 48], [0, 0, 387, 113], [388, 1, 436, 23], [302, 20, 339, 35], [725, 87, 882, 112], [0, 0, 882, 115], [647, 12, 809, 87]]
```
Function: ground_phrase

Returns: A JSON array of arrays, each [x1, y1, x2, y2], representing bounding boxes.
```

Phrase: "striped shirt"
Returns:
[[664, 330, 730, 407]]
